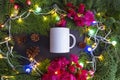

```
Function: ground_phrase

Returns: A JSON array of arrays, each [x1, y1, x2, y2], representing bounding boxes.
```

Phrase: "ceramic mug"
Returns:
[[50, 27, 76, 53]]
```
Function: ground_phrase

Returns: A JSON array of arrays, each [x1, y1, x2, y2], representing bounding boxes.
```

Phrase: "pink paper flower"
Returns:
[[42, 54, 94, 80], [48, 60, 61, 73], [66, 3, 95, 27], [84, 10, 95, 26], [56, 18, 67, 27], [70, 54, 79, 63], [74, 16, 85, 27], [67, 9, 76, 18]]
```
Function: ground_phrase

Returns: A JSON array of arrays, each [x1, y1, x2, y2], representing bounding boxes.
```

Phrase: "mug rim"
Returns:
[[51, 27, 69, 29]]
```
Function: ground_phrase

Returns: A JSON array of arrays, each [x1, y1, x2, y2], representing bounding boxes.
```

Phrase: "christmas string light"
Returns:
[[0, 3, 117, 79]]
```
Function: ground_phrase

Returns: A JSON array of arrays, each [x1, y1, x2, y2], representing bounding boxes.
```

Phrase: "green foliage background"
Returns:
[[0, 0, 120, 80]]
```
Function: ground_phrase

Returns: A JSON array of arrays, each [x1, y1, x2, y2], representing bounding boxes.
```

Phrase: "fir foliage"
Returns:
[[0, 0, 120, 80]]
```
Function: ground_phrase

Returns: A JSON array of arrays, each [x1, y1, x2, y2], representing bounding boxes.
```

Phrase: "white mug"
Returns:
[[50, 27, 76, 53]]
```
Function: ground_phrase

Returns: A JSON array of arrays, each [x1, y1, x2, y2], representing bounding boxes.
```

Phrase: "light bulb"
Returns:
[[88, 29, 95, 36], [17, 18, 23, 23], [79, 62, 84, 68], [0, 54, 3, 58], [43, 16, 47, 21], [34, 5, 42, 13], [98, 55, 104, 61], [111, 41, 117, 46]]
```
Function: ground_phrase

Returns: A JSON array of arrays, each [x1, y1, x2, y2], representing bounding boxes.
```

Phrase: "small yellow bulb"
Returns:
[[29, 58, 34, 61], [43, 16, 47, 21], [0, 54, 3, 58], [92, 43, 97, 48], [29, 9, 33, 12], [98, 55, 104, 61], [97, 13, 101, 16], [5, 37, 11, 41], [17, 18, 23, 23], [1, 24, 4, 28], [71, 61, 75, 65]]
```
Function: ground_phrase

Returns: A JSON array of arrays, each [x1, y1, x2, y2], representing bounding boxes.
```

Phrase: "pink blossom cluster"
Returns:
[[42, 54, 94, 80], [67, 3, 95, 27]]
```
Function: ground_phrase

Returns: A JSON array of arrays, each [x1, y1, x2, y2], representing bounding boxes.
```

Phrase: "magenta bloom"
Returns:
[[76, 70, 88, 80], [78, 3, 85, 14], [66, 2, 75, 9], [67, 9, 76, 18], [42, 54, 94, 80], [66, 3, 95, 27], [74, 16, 85, 27], [70, 54, 79, 63], [68, 65, 76, 73], [60, 71, 76, 80], [42, 73, 60, 80], [84, 10, 95, 26], [56, 18, 67, 27], [48, 60, 61, 73]]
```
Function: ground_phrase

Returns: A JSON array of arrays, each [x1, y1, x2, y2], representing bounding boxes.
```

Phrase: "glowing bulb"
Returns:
[[111, 41, 117, 46], [92, 43, 97, 48], [26, 0, 31, 5], [17, 18, 23, 23], [91, 21, 98, 26], [14, 4, 19, 10], [88, 47, 92, 52], [29, 9, 33, 12], [5, 37, 11, 41], [79, 62, 84, 68], [34, 4, 42, 13], [55, 71, 59, 75], [24, 65, 32, 73], [1, 24, 4, 28], [98, 55, 104, 61], [71, 61, 75, 65], [26, 68, 31, 73], [11, 10, 19, 17], [55, 16, 60, 21], [29, 58, 33, 61], [97, 13, 101, 16], [43, 16, 47, 21], [88, 29, 95, 36], [84, 45, 93, 53], [0, 54, 3, 58]]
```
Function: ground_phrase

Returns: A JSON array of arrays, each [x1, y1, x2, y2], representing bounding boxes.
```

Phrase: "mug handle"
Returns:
[[69, 34, 76, 49]]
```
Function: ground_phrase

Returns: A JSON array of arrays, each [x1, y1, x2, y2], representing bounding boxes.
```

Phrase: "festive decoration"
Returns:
[[30, 33, 40, 42], [42, 54, 93, 80], [26, 46, 40, 58], [26, 0, 32, 5], [0, 0, 119, 80], [66, 3, 95, 27]]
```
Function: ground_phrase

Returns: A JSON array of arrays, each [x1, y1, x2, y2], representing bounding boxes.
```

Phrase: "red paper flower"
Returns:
[[60, 71, 76, 80], [76, 70, 88, 80], [42, 54, 94, 80], [78, 3, 85, 14], [68, 65, 76, 73], [66, 3, 95, 27]]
